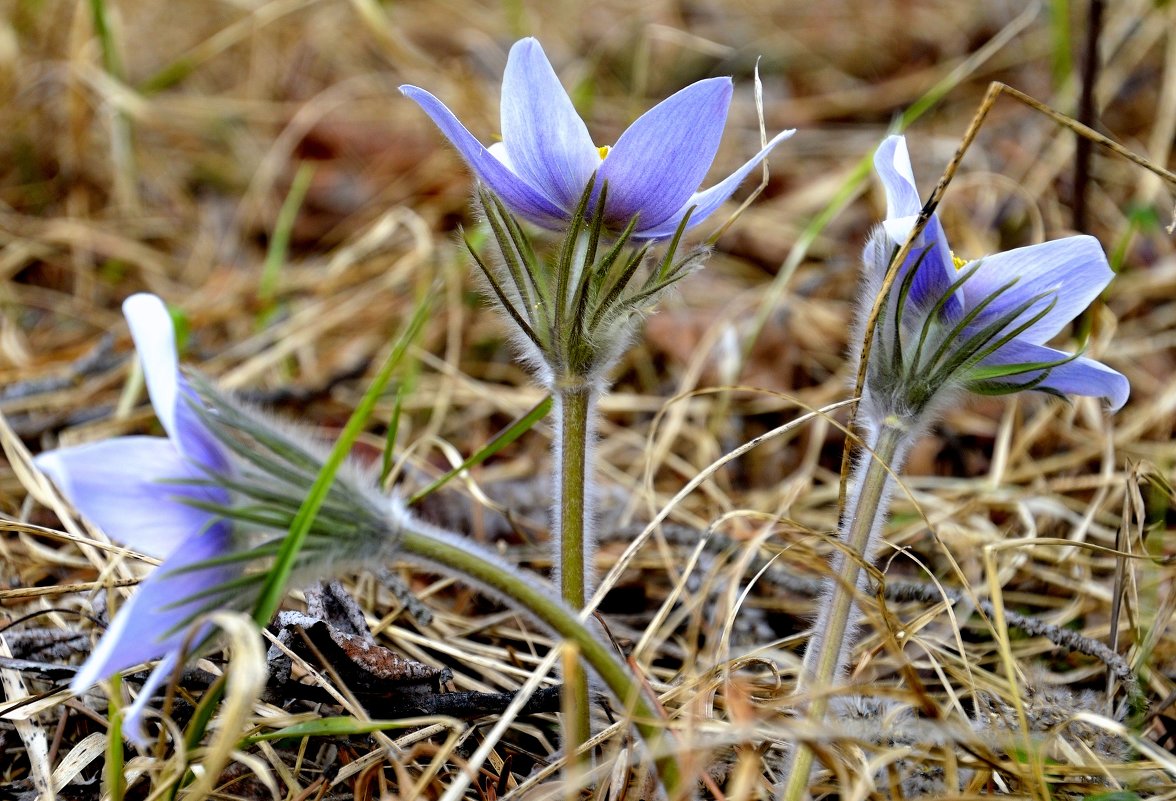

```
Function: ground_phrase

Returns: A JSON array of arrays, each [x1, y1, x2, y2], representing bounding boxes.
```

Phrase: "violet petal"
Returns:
[[633, 127, 795, 239], [599, 77, 733, 229], [34, 436, 227, 560], [978, 339, 1128, 411], [122, 294, 228, 473], [499, 38, 598, 209], [400, 85, 568, 228], [874, 135, 922, 221], [960, 236, 1113, 344], [872, 137, 961, 316], [120, 653, 178, 748], [70, 519, 235, 694]]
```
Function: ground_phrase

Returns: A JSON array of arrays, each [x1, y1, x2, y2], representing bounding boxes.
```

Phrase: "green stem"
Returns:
[[398, 527, 682, 798], [105, 674, 125, 801], [558, 386, 591, 609], [555, 383, 593, 770], [782, 421, 907, 801]]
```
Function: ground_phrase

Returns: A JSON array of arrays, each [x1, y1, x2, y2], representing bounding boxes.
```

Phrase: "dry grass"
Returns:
[[2, 0, 1175, 798]]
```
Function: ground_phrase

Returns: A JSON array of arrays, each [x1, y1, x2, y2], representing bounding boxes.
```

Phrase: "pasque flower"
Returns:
[[30, 296, 684, 789], [400, 37, 794, 238], [861, 134, 1129, 422], [782, 136, 1132, 797], [36, 294, 239, 746]]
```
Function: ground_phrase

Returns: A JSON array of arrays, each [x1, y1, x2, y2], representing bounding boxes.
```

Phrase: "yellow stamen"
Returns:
[[951, 252, 968, 270], [597, 145, 610, 159]]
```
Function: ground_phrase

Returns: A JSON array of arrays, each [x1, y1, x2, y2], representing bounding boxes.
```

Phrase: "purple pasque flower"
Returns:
[[863, 135, 1128, 417], [400, 37, 794, 239], [35, 294, 237, 746]]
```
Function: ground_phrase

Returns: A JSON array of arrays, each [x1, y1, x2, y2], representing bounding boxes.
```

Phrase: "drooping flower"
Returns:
[[860, 134, 1129, 423], [35, 294, 239, 746], [400, 37, 794, 239]]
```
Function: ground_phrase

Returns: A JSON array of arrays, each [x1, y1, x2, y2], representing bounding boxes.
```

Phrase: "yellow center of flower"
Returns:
[[597, 145, 610, 159], [951, 252, 968, 270]]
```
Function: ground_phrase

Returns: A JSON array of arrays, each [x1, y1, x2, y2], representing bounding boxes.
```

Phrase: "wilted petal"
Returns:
[[123, 294, 228, 473], [500, 38, 598, 209], [977, 339, 1128, 411], [599, 77, 733, 228], [960, 236, 1113, 344], [635, 128, 796, 239], [70, 520, 235, 694], [34, 437, 227, 560], [400, 85, 568, 228]]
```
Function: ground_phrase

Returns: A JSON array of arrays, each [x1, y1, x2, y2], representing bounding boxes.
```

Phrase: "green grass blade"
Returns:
[[409, 394, 552, 504], [88, 0, 137, 211], [259, 162, 315, 305], [242, 716, 435, 744], [381, 384, 404, 485]]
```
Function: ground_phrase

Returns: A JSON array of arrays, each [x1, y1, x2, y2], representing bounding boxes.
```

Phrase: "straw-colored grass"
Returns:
[[2, 1, 1175, 798]]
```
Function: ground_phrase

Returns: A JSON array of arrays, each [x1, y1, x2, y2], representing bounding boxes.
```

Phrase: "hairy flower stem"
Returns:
[[397, 525, 681, 797], [554, 383, 595, 769], [781, 421, 908, 801], [557, 386, 592, 609]]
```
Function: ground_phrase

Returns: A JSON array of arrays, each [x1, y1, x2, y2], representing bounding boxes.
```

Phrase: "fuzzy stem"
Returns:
[[397, 525, 681, 797], [557, 386, 592, 609], [554, 382, 594, 769], [782, 420, 908, 801]]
